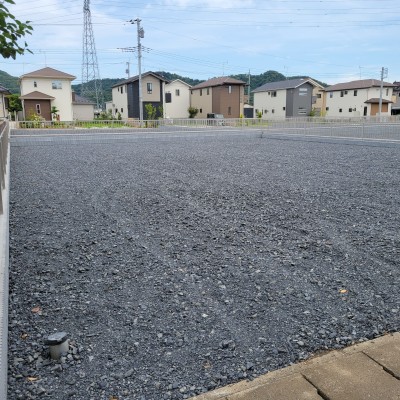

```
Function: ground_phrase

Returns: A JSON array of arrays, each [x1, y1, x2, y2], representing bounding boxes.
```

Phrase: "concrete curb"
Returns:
[[0, 123, 10, 400], [191, 333, 400, 399]]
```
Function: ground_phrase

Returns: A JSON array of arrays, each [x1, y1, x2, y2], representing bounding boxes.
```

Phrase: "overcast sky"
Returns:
[[1, 0, 398, 85]]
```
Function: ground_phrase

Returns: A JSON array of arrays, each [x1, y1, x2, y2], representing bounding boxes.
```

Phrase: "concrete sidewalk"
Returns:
[[192, 332, 400, 400]]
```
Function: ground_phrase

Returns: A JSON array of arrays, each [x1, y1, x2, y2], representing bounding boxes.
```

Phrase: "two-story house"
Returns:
[[19, 67, 77, 121], [190, 77, 246, 118], [164, 79, 191, 118], [0, 85, 11, 120], [111, 71, 168, 119], [324, 79, 395, 117], [252, 78, 323, 118], [391, 81, 400, 115]]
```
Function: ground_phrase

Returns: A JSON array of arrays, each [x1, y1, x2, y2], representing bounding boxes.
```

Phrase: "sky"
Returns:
[[1, 0, 399, 85]]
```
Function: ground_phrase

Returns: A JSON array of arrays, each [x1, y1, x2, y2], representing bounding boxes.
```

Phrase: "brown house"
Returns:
[[190, 77, 246, 118]]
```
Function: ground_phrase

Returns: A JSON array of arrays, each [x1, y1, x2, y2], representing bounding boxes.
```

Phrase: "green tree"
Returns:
[[0, 0, 33, 59], [6, 93, 22, 120], [188, 106, 198, 118], [145, 103, 157, 120]]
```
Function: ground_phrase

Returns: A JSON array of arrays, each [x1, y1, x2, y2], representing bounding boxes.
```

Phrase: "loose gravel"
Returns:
[[8, 132, 400, 399]]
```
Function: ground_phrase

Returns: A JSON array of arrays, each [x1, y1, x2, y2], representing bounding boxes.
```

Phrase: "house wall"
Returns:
[[312, 87, 326, 115], [212, 84, 244, 118], [253, 89, 287, 118], [191, 87, 212, 118], [112, 85, 128, 119], [325, 86, 393, 117], [0, 94, 8, 119], [20, 77, 74, 120], [23, 99, 51, 120], [164, 81, 191, 118], [142, 75, 163, 103], [73, 104, 95, 121], [287, 83, 313, 117]]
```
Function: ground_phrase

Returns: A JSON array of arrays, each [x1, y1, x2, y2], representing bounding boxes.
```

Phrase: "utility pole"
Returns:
[[378, 66, 388, 119], [247, 69, 251, 105], [126, 62, 130, 78], [130, 18, 144, 125]]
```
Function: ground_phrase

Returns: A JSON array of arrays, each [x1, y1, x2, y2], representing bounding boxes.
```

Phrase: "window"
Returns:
[[165, 92, 172, 103], [200, 89, 202, 96], [340, 91, 344, 97], [264, 109, 268, 113], [326, 107, 329, 111], [298, 108, 307, 115], [207, 88, 210, 95], [299, 88, 308, 96], [386, 88, 389, 96], [52, 81, 62, 89], [147, 82, 153, 94], [349, 108, 353, 112], [36, 104, 41, 114], [339, 108, 342, 113], [329, 92, 333, 98], [175, 89, 180, 96], [283, 107, 286, 111], [354, 90, 358, 96], [228, 85, 232, 94], [317, 93, 322, 98], [344, 90, 348, 95], [271, 91, 277, 97], [199, 108, 202, 113], [228, 106, 231, 115], [121, 108, 123, 113], [34, 81, 37, 88], [272, 109, 275, 114]]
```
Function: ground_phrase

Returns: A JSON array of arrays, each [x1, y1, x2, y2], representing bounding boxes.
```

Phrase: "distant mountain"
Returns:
[[0, 69, 328, 104], [0, 70, 20, 93]]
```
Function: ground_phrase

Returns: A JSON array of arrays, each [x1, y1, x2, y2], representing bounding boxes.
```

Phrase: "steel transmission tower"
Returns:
[[81, 0, 104, 111]]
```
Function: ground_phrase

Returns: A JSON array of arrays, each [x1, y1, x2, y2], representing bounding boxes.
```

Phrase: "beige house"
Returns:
[[0, 85, 11, 120], [164, 79, 191, 118], [324, 79, 395, 117], [72, 92, 95, 121], [190, 77, 246, 118], [19, 67, 76, 121]]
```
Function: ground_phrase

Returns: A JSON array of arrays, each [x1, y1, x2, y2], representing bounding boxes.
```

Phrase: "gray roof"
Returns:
[[325, 79, 395, 92], [0, 85, 11, 94], [72, 94, 95, 105], [252, 78, 313, 93], [191, 76, 246, 90], [112, 71, 168, 88], [19, 91, 55, 100]]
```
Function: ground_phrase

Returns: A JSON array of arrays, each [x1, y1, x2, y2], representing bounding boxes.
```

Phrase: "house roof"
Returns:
[[112, 71, 169, 87], [72, 93, 95, 105], [325, 79, 395, 92], [191, 76, 246, 90], [0, 85, 11, 94], [20, 67, 76, 80], [364, 98, 393, 104], [166, 79, 192, 88], [252, 78, 314, 93], [19, 91, 55, 100]]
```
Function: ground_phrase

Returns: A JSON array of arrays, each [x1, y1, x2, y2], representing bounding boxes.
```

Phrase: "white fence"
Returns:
[[10, 116, 400, 142], [0, 121, 10, 400]]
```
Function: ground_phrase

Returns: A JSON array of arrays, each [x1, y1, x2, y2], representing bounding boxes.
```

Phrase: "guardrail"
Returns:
[[0, 120, 10, 400]]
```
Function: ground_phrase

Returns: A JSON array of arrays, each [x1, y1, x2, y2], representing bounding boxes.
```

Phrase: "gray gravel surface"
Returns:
[[8, 132, 400, 399]]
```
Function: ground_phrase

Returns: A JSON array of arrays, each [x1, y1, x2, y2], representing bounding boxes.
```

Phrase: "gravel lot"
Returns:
[[8, 131, 400, 399]]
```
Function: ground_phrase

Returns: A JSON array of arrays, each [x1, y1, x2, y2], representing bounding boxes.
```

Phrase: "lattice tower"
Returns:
[[81, 0, 104, 110]]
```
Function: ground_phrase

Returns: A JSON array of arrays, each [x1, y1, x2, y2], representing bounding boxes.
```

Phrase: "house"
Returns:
[[19, 67, 76, 121], [391, 81, 400, 115], [72, 92, 96, 121], [164, 79, 191, 118], [252, 78, 322, 118], [190, 77, 246, 118], [0, 85, 11, 120], [111, 71, 168, 119], [324, 79, 395, 117]]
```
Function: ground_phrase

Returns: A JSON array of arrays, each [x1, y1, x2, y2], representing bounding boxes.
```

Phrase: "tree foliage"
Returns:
[[0, 0, 33, 59], [6, 93, 22, 120]]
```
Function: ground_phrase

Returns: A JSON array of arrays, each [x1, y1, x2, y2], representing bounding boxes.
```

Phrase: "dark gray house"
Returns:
[[253, 78, 319, 118], [111, 72, 168, 119]]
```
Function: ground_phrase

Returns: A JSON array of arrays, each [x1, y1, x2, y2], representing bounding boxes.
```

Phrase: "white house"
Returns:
[[253, 78, 323, 118], [72, 92, 95, 121], [324, 79, 395, 117], [19, 67, 76, 121], [164, 79, 191, 118]]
